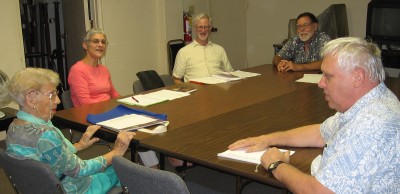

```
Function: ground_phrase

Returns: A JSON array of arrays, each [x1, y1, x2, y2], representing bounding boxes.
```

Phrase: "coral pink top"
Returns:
[[68, 61, 119, 107]]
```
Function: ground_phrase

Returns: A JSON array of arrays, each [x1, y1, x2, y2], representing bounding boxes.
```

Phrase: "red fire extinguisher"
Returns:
[[183, 12, 192, 42]]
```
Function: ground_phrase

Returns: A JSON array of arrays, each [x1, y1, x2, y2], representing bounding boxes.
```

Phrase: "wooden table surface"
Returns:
[[52, 64, 400, 190]]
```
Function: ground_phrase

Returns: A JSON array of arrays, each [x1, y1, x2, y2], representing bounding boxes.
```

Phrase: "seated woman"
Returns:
[[68, 28, 159, 169], [6, 67, 135, 193], [68, 28, 119, 107]]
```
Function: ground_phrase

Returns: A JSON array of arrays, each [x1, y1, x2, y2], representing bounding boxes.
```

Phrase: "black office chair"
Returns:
[[133, 74, 174, 93], [167, 39, 186, 75], [136, 70, 166, 91], [0, 148, 65, 194], [113, 156, 190, 194]]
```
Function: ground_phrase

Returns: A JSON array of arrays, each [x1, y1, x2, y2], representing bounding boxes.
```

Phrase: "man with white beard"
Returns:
[[173, 13, 234, 84], [273, 12, 330, 72]]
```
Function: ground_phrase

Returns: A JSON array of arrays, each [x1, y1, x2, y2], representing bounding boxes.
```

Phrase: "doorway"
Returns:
[[19, 0, 68, 89]]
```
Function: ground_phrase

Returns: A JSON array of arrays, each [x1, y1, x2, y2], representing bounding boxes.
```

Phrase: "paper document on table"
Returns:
[[118, 94, 168, 107], [145, 89, 190, 100], [118, 89, 190, 107], [217, 149, 295, 164], [229, 70, 261, 78], [296, 74, 323, 84], [96, 113, 167, 132], [189, 77, 228, 84], [212, 72, 242, 81]]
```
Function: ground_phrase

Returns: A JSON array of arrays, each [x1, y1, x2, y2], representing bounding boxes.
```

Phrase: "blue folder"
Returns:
[[86, 104, 167, 124]]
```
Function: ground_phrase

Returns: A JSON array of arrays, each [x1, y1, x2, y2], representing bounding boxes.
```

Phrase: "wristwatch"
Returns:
[[267, 161, 284, 173]]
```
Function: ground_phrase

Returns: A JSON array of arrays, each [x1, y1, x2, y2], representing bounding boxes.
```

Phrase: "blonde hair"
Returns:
[[8, 68, 60, 106], [321, 37, 385, 82]]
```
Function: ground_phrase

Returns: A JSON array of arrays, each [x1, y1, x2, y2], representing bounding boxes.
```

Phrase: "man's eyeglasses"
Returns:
[[89, 39, 108, 45], [196, 26, 211, 30], [296, 23, 313, 30]]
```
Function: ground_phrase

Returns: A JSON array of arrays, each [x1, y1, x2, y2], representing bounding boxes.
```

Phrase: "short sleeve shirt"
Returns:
[[278, 31, 330, 64], [311, 83, 400, 194], [173, 40, 234, 82]]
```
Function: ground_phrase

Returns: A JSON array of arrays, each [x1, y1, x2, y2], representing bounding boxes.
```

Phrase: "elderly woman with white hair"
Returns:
[[6, 67, 135, 193]]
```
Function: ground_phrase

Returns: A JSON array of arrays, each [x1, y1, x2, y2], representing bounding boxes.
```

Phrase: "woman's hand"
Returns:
[[74, 125, 101, 151], [112, 131, 136, 156]]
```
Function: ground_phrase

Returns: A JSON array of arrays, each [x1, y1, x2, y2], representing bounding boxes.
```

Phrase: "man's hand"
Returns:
[[277, 60, 299, 72], [228, 136, 269, 152], [261, 147, 290, 169], [74, 125, 101, 151]]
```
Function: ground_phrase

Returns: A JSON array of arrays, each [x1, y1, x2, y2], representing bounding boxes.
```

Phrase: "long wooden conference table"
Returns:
[[53, 64, 400, 193]]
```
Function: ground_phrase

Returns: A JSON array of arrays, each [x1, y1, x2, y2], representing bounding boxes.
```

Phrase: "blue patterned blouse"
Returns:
[[6, 111, 117, 193]]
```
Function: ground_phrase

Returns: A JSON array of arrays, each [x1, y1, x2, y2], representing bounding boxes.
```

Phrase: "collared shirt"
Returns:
[[311, 83, 400, 194], [278, 31, 330, 64], [173, 40, 234, 82]]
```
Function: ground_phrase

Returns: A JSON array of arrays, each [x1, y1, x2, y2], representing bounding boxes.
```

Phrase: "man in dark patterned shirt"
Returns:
[[273, 12, 330, 72]]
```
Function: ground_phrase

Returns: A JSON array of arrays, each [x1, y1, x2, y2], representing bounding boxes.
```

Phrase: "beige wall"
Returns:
[[0, 1, 25, 109], [0, 1, 25, 79]]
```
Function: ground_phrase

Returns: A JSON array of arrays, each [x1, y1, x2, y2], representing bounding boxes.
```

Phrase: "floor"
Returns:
[[0, 137, 284, 194]]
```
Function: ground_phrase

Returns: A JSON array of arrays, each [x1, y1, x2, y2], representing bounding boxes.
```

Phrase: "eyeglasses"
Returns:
[[196, 26, 211, 30], [44, 90, 59, 101], [296, 22, 313, 30], [89, 39, 108, 45]]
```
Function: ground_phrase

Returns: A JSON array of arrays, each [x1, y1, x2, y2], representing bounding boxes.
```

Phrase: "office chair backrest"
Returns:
[[61, 90, 73, 109], [136, 70, 165, 91], [133, 74, 174, 93], [112, 156, 190, 194], [0, 148, 65, 194], [167, 39, 186, 75]]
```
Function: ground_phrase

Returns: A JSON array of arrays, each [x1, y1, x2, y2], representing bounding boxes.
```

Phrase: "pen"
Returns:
[[131, 96, 139, 103]]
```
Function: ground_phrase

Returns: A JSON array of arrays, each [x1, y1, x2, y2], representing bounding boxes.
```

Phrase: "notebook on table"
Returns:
[[87, 105, 168, 132]]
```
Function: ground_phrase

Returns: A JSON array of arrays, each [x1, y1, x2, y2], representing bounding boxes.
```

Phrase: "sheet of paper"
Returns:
[[145, 89, 190, 100], [217, 148, 295, 164], [189, 77, 228, 84], [118, 89, 190, 106], [229, 70, 261, 78], [295, 74, 323, 84], [118, 95, 167, 107], [212, 73, 242, 81]]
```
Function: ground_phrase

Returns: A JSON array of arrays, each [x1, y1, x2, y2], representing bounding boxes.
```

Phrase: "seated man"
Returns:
[[230, 37, 399, 193], [172, 13, 234, 84], [273, 12, 330, 72]]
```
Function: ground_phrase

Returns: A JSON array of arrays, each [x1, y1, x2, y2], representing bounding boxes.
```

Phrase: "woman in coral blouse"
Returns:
[[68, 29, 160, 169], [68, 28, 119, 107]]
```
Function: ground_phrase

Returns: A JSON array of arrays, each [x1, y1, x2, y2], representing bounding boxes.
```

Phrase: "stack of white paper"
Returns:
[[296, 74, 323, 84], [217, 149, 295, 164], [229, 70, 261, 78], [189, 70, 261, 85], [97, 114, 166, 131]]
